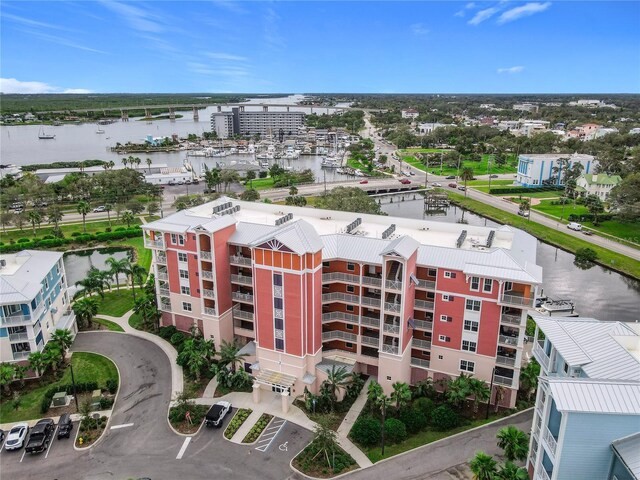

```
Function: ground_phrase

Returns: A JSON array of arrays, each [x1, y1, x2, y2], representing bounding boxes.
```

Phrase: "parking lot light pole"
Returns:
[[69, 362, 79, 412], [486, 367, 496, 420]]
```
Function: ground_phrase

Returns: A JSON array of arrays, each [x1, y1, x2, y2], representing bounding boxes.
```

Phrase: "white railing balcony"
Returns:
[[144, 237, 165, 249], [201, 270, 214, 279], [413, 338, 431, 349], [323, 348, 357, 359], [232, 292, 254, 303], [203, 289, 215, 299], [229, 255, 251, 266], [411, 357, 430, 369], [533, 340, 551, 370], [233, 309, 254, 321], [322, 331, 357, 342], [537, 468, 551, 480], [413, 319, 432, 330], [361, 296, 381, 307], [158, 287, 170, 296], [156, 253, 167, 264], [501, 313, 522, 326], [12, 351, 31, 360], [385, 279, 403, 290], [159, 302, 171, 311], [384, 302, 401, 313], [362, 276, 382, 287], [9, 332, 30, 342], [203, 307, 216, 316], [500, 291, 535, 307], [231, 274, 253, 286], [494, 375, 514, 387], [416, 279, 436, 290], [322, 311, 359, 324], [414, 299, 434, 310], [1, 314, 32, 326], [496, 354, 517, 367], [360, 316, 380, 328], [322, 272, 360, 284], [361, 335, 380, 346], [381, 344, 399, 355], [383, 323, 400, 334], [157, 271, 168, 281], [499, 334, 519, 347], [322, 292, 359, 304], [543, 427, 558, 457], [200, 251, 212, 260]]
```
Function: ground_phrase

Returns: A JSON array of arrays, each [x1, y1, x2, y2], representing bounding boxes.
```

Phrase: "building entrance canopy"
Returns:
[[255, 369, 296, 392]]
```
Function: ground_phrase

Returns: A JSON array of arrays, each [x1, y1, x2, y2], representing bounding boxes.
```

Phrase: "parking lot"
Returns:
[[0, 421, 80, 468]]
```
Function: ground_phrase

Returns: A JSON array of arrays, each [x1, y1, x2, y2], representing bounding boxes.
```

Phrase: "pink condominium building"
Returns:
[[142, 197, 542, 409]]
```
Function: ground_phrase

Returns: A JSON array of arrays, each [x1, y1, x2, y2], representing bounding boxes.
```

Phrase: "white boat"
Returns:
[[321, 158, 340, 168], [96, 127, 105, 134], [535, 298, 578, 317], [336, 168, 346, 174], [260, 161, 269, 168], [38, 127, 55, 139]]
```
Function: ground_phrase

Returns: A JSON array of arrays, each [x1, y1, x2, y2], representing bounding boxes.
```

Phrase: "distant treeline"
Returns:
[[20, 160, 107, 172]]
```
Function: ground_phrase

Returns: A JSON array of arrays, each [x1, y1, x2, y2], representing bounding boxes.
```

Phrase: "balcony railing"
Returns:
[[322, 292, 359, 304], [203, 307, 216, 316], [494, 375, 514, 387], [416, 279, 436, 290], [413, 338, 431, 349], [360, 315, 380, 328], [496, 354, 517, 367], [232, 292, 254, 303], [230, 274, 252, 286], [229, 255, 251, 266], [144, 237, 165, 249], [156, 253, 167, 264], [414, 299, 434, 310], [12, 351, 31, 360], [1, 314, 32, 326], [322, 311, 358, 325], [200, 251, 212, 260], [500, 291, 535, 307], [361, 335, 380, 347], [233, 308, 254, 321], [411, 357, 430, 369], [158, 287, 170, 296], [159, 302, 171, 311], [385, 279, 403, 290], [361, 276, 382, 287], [533, 340, 550, 370], [413, 319, 433, 330], [381, 344, 399, 355], [537, 469, 551, 480], [322, 331, 357, 343], [384, 302, 401, 313], [201, 270, 213, 280], [543, 427, 558, 457], [203, 289, 215, 299], [361, 296, 381, 307], [499, 334, 519, 347], [383, 323, 400, 334], [9, 332, 30, 342], [322, 272, 360, 284], [323, 348, 357, 358], [157, 271, 168, 281], [501, 313, 521, 326]]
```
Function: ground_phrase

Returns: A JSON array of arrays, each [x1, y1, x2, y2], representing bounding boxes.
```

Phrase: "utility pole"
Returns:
[[488, 154, 494, 191], [323, 169, 327, 196], [380, 396, 387, 457], [70, 362, 79, 412], [485, 367, 496, 420]]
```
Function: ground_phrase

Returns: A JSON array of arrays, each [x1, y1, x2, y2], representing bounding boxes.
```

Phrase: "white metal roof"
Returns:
[[250, 219, 323, 254], [229, 222, 278, 246], [380, 235, 420, 259], [532, 315, 640, 381], [545, 378, 640, 415], [612, 432, 640, 478], [0, 250, 63, 304]]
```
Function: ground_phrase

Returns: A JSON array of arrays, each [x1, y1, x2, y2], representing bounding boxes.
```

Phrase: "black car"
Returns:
[[0, 429, 4, 443], [445, 175, 456, 179], [205, 401, 232, 428], [490, 174, 499, 178], [57, 413, 73, 439], [25, 419, 55, 454]]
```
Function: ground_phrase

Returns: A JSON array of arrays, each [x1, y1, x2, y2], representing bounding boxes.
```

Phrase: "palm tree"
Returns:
[[77, 200, 90, 232], [121, 157, 128, 169], [47, 205, 64, 235], [122, 210, 135, 228], [218, 339, 248, 374], [107, 160, 115, 170], [461, 167, 474, 197], [146, 157, 152, 173], [104, 203, 113, 226], [28, 351, 46, 377], [0, 363, 16, 394], [519, 359, 540, 401], [13, 364, 28, 387], [27, 210, 42, 235], [468, 378, 490, 414], [367, 380, 384, 413], [390, 381, 411, 413], [413, 377, 435, 399], [123, 262, 147, 301], [43, 343, 62, 373], [495, 461, 529, 480], [446, 373, 471, 409], [106, 257, 129, 290], [72, 297, 99, 329], [289, 185, 298, 196], [177, 338, 206, 381], [496, 426, 529, 462], [469, 451, 497, 480], [50, 329, 74, 364], [324, 365, 351, 410], [133, 156, 142, 170], [494, 386, 506, 413]]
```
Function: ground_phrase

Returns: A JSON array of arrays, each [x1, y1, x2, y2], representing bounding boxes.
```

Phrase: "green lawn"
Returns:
[[0, 352, 118, 423], [445, 191, 640, 279], [93, 317, 125, 332], [1, 218, 142, 243], [473, 189, 563, 199], [532, 199, 589, 218], [466, 179, 514, 186], [116, 236, 151, 271], [347, 157, 370, 171], [247, 177, 275, 190], [128, 312, 143, 330], [399, 154, 518, 176], [399, 148, 448, 154], [95, 289, 136, 317]]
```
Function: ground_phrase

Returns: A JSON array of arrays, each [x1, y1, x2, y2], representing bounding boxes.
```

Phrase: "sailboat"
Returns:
[[38, 127, 55, 139], [96, 126, 106, 134]]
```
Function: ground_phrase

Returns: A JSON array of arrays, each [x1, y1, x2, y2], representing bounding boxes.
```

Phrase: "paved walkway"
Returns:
[[336, 377, 375, 468]]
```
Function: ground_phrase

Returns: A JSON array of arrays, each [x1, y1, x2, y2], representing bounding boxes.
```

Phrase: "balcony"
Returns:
[[322, 272, 359, 284], [411, 357, 430, 369], [322, 311, 358, 325], [158, 287, 170, 296], [494, 375, 514, 387], [500, 291, 535, 307], [322, 292, 359, 305], [157, 271, 168, 281], [232, 307, 254, 321], [203, 307, 216, 316], [156, 253, 167, 265], [322, 331, 357, 343], [232, 292, 254, 303], [381, 344, 399, 355], [533, 340, 550, 370], [201, 270, 214, 280], [416, 279, 436, 290], [537, 469, 551, 480], [231, 274, 252, 286], [361, 296, 381, 307], [200, 251, 212, 261], [414, 299, 434, 311], [385, 279, 403, 291], [501, 313, 521, 326], [362, 276, 382, 287], [159, 302, 171, 312], [12, 351, 31, 360], [229, 255, 251, 266], [1, 314, 33, 326], [413, 338, 431, 349], [496, 354, 517, 367], [144, 237, 165, 249], [383, 323, 400, 334], [543, 427, 558, 457], [384, 302, 401, 313], [361, 335, 380, 347], [413, 319, 433, 330], [203, 289, 215, 299], [9, 332, 30, 342], [360, 315, 380, 328], [499, 335, 519, 347]]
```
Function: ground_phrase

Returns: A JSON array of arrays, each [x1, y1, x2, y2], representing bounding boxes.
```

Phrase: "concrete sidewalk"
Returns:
[[336, 377, 375, 468]]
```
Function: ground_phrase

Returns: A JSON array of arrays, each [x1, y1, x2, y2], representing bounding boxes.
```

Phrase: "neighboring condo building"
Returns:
[[515, 153, 596, 187], [0, 251, 76, 369], [210, 111, 235, 139], [529, 315, 640, 480], [210, 108, 305, 138], [142, 197, 542, 410]]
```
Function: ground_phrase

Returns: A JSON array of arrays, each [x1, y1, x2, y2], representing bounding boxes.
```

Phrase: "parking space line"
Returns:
[[110, 423, 134, 430], [19, 449, 26, 463], [255, 419, 287, 452], [45, 426, 58, 459], [176, 437, 191, 460]]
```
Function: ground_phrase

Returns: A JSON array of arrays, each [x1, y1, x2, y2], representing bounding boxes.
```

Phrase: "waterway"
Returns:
[[63, 247, 131, 289], [381, 195, 640, 323]]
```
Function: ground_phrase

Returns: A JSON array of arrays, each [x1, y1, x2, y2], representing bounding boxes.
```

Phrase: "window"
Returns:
[[322, 261, 330, 268], [346, 324, 354, 330], [438, 335, 451, 342], [462, 340, 477, 352], [178, 235, 185, 246], [428, 268, 437, 277], [466, 299, 481, 312], [440, 314, 452, 322], [180, 286, 190, 295], [182, 302, 192, 312], [438, 355, 443, 360], [274, 318, 283, 330], [179, 269, 189, 279], [346, 285, 355, 293], [483, 278, 493, 293], [347, 263, 355, 271], [386, 376, 391, 381], [275, 338, 284, 351], [273, 274, 283, 286], [460, 360, 475, 373], [464, 319, 479, 332], [504, 281, 513, 292], [443, 294, 454, 302], [274, 297, 283, 309], [444, 271, 457, 279], [470, 276, 480, 291], [346, 305, 354, 312], [563, 362, 569, 373], [171, 233, 177, 244], [345, 342, 353, 348], [178, 252, 188, 263]]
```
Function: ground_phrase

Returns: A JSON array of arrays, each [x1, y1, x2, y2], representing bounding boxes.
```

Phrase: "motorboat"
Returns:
[[535, 298, 578, 317], [38, 127, 55, 139]]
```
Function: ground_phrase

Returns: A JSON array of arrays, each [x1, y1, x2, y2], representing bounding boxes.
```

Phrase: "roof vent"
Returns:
[[220, 205, 240, 216], [486, 230, 496, 248], [382, 224, 396, 239], [213, 201, 233, 214], [275, 213, 293, 226], [0, 259, 6, 269], [346, 218, 362, 234], [456, 230, 467, 248]]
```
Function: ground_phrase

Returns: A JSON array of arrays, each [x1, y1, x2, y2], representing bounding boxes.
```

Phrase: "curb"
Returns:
[[289, 444, 361, 480], [237, 414, 275, 446], [222, 408, 253, 444]]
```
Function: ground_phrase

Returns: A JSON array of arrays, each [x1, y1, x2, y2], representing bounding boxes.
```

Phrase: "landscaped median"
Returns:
[[242, 413, 273, 443], [223, 408, 252, 439]]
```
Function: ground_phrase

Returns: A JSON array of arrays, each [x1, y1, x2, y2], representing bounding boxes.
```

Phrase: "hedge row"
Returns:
[[0, 227, 142, 253], [489, 186, 564, 195], [567, 213, 615, 222], [41, 381, 99, 414]]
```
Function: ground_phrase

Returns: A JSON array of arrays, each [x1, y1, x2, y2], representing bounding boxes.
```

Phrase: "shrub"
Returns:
[[431, 405, 459, 431], [106, 378, 118, 394], [224, 408, 252, 439], [384, 418, 407, 444], [399, 408, 428, 434], [242, 413, 273, 443], [350, 415, 381, 447], [17, 238, 30, 243], [71, 232, 82, 237], [412, 397, 435, 420], [105, 227, 112, 232], [575, 247, 598, 262], [158, 325, 177, 340], [42, 235, 55, 240], [99, 397, 114, 409], [170, 332, 185, 346]]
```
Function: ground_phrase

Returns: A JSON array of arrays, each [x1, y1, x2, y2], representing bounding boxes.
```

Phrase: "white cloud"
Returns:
[[2, 13, 70, 31], [468, 6, 501, 25], [466, 2, 477, 8], [410, 23, 429, 36], [497, 66, 525, 74], [263, 7, 285, 50], [497, 2, 551, 24], [100, 0, 166, 33], [0, 78, 92, 94], [204, 52, 248, 62]]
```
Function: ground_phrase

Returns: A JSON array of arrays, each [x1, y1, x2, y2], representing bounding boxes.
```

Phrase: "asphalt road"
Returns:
[[0, 332, 311, 480]]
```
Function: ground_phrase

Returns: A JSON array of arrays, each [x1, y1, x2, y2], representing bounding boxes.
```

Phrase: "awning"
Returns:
[[255, 369, 297, 389]]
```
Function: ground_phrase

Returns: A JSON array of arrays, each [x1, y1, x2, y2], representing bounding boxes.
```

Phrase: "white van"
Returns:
[[567, 222, 582, 231]]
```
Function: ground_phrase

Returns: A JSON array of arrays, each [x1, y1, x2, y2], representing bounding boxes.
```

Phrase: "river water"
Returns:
[[382, 196, 640, 323]]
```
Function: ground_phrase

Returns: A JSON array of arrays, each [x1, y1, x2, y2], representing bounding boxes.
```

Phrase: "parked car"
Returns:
[[457, 186, 466, 191], [490, 174, 499, 178], [205, 401, 232, 428], [25, 419, 55, 454], [57, 413, 73, 439], [5, 423, 29, 451], [93, 205, 106, 213], [445, 175, 456, 179], [359, 180, 368, 184], [203, 188, 216, 194], [431, 182, 441, 187], [583, 229, 593, 236], [448, 183, 457, 188], [168, 181, 176, 186], [192, 179, 200, 185], [518, 210, 530, 217], [0, 429, 4, 443], [399, 179, 411, 184], [567, 222, 583, 231]]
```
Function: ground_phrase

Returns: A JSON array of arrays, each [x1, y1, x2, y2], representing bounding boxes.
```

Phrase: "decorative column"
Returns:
[[252, 382, 261, 404], [281, 390, 290, 414]]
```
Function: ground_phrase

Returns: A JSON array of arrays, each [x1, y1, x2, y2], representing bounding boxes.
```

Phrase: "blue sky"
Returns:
[[1, 1, 638, 94]]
